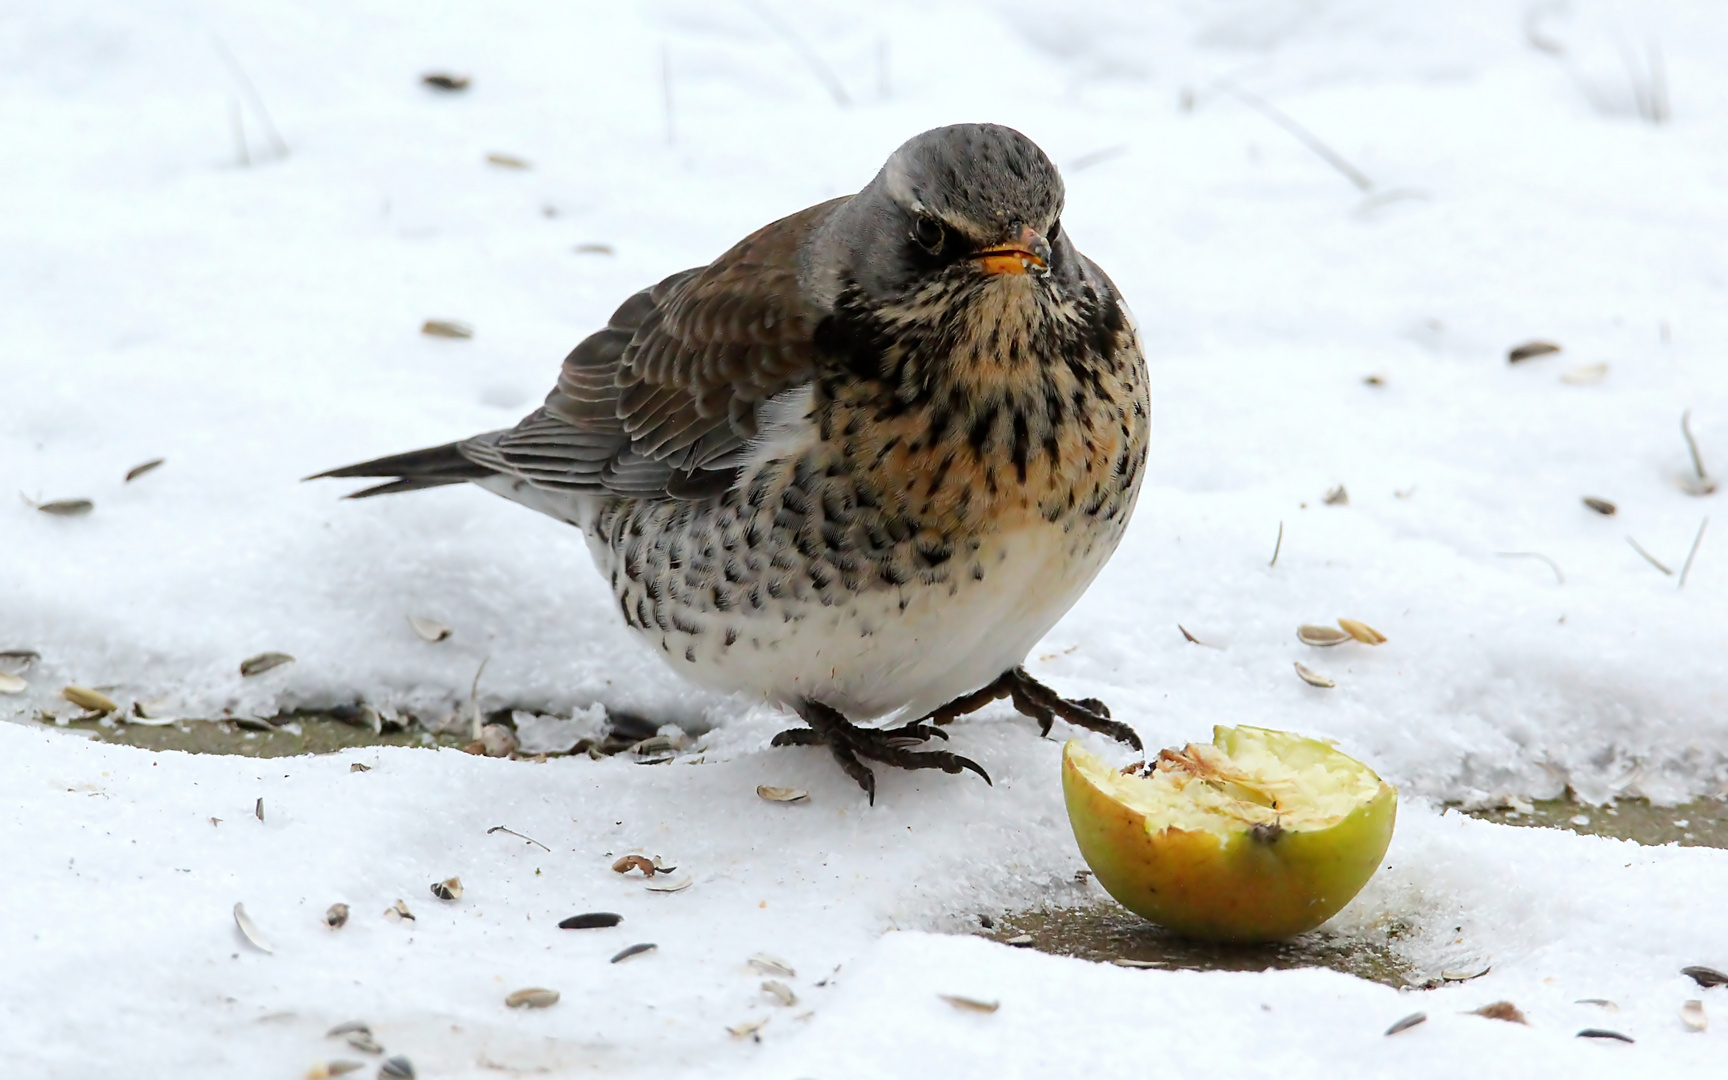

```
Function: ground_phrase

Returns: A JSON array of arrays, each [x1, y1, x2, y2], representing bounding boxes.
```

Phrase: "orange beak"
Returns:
[[974, 224, 1051, 275]]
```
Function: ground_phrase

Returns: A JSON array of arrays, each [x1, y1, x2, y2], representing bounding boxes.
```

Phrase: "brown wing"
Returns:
[[463, 198, 844, 500]]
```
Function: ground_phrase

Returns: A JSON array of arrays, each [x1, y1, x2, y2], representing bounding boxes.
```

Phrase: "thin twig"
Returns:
[[1678, 518, 1709, 589], [487, 825, 551, 852], [1269, 521, 1284, 567], [1497, 551, 1565, 584], [212, 37, 288, 159], [1626, 536, 1673, 575], [1682, 410, 1710, 483], [468, 656, 490, 742], [740, 0, 850, 107], [1215, 81, 1373, 192]]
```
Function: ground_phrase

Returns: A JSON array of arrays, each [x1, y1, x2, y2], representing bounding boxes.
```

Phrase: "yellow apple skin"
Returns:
[[1062, 739, 1396, 943]]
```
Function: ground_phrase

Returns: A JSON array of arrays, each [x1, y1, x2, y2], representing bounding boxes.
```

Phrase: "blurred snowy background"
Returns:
[[4, 1, 1727, 1077]]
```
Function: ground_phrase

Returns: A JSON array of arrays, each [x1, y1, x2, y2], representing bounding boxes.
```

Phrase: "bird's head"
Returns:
[[815, 124, 1073, 305]]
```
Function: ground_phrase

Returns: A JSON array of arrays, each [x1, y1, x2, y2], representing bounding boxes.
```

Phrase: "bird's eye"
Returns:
[[912, 214, 946, 253]]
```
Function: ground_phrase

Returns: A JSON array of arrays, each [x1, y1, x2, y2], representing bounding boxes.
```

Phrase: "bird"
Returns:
[[312, 123, 1150, 801]]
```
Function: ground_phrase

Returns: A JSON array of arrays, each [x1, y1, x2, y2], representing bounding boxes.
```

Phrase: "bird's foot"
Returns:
[[920, 667, 1142, 751], [770, 701, 988, 804]]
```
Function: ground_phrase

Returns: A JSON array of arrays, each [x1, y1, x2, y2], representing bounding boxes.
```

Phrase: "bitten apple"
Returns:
[[1063, 726, 1396, 943]]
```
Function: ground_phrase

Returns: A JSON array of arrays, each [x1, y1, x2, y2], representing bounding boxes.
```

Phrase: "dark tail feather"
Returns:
[[305, 441, 496, 499]]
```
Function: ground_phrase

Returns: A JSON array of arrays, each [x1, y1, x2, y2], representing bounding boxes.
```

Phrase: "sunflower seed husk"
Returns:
[[420, 319, 473, 339], [761, 980, 796, 1007], [756, 785, 810, 803], [325, 1021, 371, 1038], [505, 987, 560, 1009], [124, 458, 165, 483], [350, 763, 370, 773], [559, 912, 622, 930], [1003, 934, 1034, 947], [1508, 340, 1561, 363], [612, 854, 657, 876], [1441, 963, 1491, 982], [305, 1061, 365, 1079], [1322, 484, 1349, 506], [1472, 1001, 1528, 1025], [385, 899, 415, 922], [406, 615, 451, 643], [1293, 662, 1335, 689], [747, 953, 795, 978], [940, 994, 1000, 1014], [486, 153, 531, 170], [323, 902, 350, 929], [644, 875, 691, 893], [421, 72, 469, 91], [1582, 497, 1617, 516], [1683, 965, 1728, 988], [36, 499, 94, 516], [0, 672, 25, 694], [379, 1056, 415, 1079], [0, 649, 39, 669], [1337, 618, 1387, 645], [726, 1017, 768, 1039], [1384, 1012, 1427, 1036], [62, 686, 117, 713], [233, 902, 273, 954], [240, 652, 294, 677], [345, 1033, 383, 1055], [1297, 625, 1351, 647], [610, 942, 657, 964], [255, 797, 265, 821], [430, 876, 463, 901], [1575, 998, 1617, 1009], [1681, 999, 1707, 1031], [1576, 1028, 1633, 1043], [1560, 362, 1608, 385]]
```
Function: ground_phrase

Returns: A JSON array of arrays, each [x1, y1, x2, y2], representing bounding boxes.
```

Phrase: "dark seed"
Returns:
[[421, 73, 469, 91], [1582, 496, 1616, 516], [1683, 965, 1728, 988], [240, 651, 294, 677], [124, 458, 165, 483], [1385, 1012, 1427, 1036], [379, 1055, 415, 1078], [36, 499, 93, 516], [1576, 1028, 1634, 1043], [559, 912, 622, 930], [1508, 340, 1561, 363], [609, 942, 657, 963]]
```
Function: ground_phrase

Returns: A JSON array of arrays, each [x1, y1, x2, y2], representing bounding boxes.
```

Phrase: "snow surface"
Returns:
[[5, 0, 1728, 1076]]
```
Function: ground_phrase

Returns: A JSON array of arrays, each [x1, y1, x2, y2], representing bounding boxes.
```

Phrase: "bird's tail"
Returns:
[[305, 441, 496, 499]]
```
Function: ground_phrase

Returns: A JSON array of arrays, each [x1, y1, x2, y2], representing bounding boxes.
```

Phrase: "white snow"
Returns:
[[5, 0, 1728, 1076]]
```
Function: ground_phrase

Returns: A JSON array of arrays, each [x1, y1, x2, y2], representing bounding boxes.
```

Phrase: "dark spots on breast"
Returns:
[[971, 562, 986, 581], [684, 644, 697, 663], [968, 407, 995, 457], [711, 586, 733, 612], [1011, 410, 1030, 484], [724, 627, 738, 647]]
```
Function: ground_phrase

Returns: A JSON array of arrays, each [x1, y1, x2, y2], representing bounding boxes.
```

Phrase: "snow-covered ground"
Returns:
[[5, 0, 1727, 1076]]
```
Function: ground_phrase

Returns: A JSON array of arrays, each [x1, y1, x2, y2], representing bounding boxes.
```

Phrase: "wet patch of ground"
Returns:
[[1460, 794, 1728, 850]]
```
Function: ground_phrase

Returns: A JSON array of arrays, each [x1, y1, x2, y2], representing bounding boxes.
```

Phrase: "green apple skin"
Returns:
[[1062, 739, 1397, 943]]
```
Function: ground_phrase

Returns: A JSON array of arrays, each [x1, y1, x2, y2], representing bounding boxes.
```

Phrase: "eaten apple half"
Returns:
[[1063, 726, 1396, 943]]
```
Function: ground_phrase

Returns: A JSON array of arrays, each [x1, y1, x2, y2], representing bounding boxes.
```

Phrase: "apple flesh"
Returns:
[[1063, 726, 1396, 943]]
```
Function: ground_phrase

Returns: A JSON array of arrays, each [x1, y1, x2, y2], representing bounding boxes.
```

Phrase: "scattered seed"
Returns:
[[1003, 934, 1034, 947], [1337, 618, 1387, 645], [610, 942, 657, 964], [727, 1017, 768, 1040], [559, 912, 622, 930], [762, 980, 796, 1006], [255, 797, 265, 821], [1472, 1001, 1528, 1025], [644, 875, 691, 893], [940, 994, 999, 1014], [422, 72, 469, 91], [1575, 998, 1619, 1010], [1363, 374, 1384, 386], [325, 903, 350, 929], [421, 319, 474, 339], [36, 499, 94, 516], [345, 1033, 383, 1055], [756, 785, 809, 803], [326, 1021, 371, 1038], [124, 458, 166, 483], [1560, 362, 1608, 385], [1441, 964, 1492, 982], [350, 763, 370, 773], [1576, 1028, 1633, 1043], [379, 1056, 415, 1079], [1384, 1012, 1427, 1036], [233, 902, 273, 954], [1322, 484, 1349, 506], [1508, 341, 1561, 363], [407, 616, 451, 643], [572, 242, 615, 255], [305, 1061, 364, 1079], [62, 686, 117, 713], [1681, 999, 1707, 1031], [1293, 662, 1335, 689], [240, 652, 294, 677], [0, 672, 25, 694], [1297, 624, 1351, 646], [430, 876, 463, 901], [505, 987, 560, 1008], [385, 899, 415, 922], [1682, 965, 1728, 988], [748, 954, 796, 978], [1583, 497, 1617, 516], [486, 152, 531, 169], [612, 855, 659, 877]]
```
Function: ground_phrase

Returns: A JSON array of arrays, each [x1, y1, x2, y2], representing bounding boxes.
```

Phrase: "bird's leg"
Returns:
[[771, 700, 991, 804], [918, 667, 1143, 751]]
